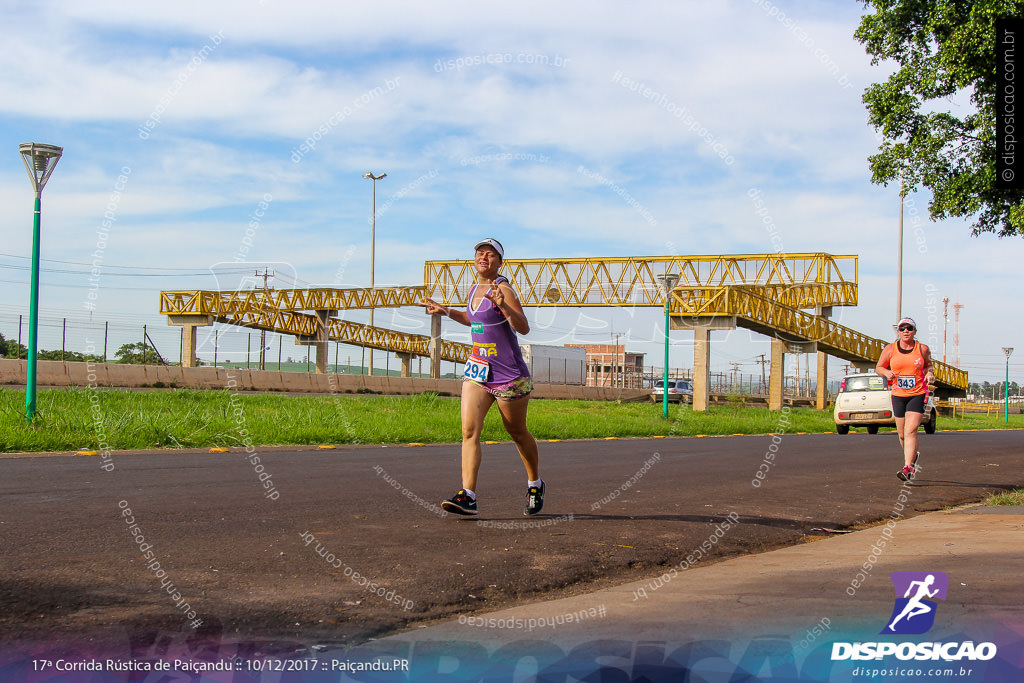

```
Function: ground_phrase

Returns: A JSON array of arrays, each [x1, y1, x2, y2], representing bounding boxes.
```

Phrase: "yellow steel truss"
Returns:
[[424, 253, 858, 307], [668, 286, 968, 390], [188, 306, 470, 362], [158, 253, 969, 389], [159, 286, 426, 316]]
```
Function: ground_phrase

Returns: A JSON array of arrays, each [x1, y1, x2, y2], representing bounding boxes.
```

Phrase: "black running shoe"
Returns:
[[524, 481, 545, 516], [441, 489, 478, 515]]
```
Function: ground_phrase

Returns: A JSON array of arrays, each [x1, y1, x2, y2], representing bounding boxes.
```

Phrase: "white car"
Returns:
[[651, 378, 694, 404], [833, 372, 937, 435]]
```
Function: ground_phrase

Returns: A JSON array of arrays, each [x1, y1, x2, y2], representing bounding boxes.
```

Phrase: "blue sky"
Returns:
[[1, 0, 1020, 386]]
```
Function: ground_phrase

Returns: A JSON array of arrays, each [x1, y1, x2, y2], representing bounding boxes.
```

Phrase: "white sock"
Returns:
[[463, 488, 476, 500], [528, 479, 542, 488]]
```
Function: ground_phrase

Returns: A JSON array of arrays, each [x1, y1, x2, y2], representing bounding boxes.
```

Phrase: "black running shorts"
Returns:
[[891, 393, 926, 418]]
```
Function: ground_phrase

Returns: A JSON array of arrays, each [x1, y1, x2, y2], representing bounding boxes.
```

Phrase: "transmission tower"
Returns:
[[942, 297, 950, 363]]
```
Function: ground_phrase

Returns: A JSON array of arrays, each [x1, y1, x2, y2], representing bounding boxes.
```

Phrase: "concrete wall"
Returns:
[[0, 359, 648, 402]]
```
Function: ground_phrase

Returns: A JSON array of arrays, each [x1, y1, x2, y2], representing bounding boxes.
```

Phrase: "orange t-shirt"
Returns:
[[886, 341, 927, 397]]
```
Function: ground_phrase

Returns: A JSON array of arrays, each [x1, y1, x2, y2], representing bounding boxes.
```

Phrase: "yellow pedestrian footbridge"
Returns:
[[667, 285, 966, 391], [160, 252, 967, 409]]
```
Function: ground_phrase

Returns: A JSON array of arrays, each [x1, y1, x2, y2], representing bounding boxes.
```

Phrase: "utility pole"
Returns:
[[255, 269, 274, 370], [613, 333, 622, 388], [729, 362, 741, 393], [755, 353, 768, 394]]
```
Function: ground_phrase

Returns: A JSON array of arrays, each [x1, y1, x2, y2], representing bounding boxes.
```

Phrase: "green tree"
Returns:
[[0, 332, 27, 359], [856, 0, 1024, 237], [36, 349, 105, 362], [114, 342, 165, 365]]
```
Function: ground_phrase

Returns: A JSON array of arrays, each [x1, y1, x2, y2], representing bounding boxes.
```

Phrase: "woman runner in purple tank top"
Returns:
[[422, 238, 545, 517]]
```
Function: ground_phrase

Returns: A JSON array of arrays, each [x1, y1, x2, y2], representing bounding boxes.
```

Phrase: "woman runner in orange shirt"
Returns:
[[875, 317, 935, 481]]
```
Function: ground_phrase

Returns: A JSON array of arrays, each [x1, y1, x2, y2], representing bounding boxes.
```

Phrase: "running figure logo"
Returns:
[[881, 571, 949, 635]]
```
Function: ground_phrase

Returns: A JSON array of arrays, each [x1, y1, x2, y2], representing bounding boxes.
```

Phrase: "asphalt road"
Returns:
[[1, 429, 1021, 660]]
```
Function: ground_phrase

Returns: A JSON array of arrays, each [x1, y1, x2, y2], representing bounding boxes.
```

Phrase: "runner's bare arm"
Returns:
[[920, 344, 935, 384], [486, 282, 530, 335], [421, 298, 470, 326], [875, 345, 895, 382]]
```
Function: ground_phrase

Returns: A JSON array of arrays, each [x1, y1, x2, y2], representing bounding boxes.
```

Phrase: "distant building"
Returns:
[[566, 344, 645, 388]]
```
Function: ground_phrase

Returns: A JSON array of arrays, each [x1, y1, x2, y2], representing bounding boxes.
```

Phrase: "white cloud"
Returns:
[[0, 0, 1020, 383]]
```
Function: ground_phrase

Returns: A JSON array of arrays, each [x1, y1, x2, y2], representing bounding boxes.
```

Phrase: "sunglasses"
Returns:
[[898, 325, 916, 332]]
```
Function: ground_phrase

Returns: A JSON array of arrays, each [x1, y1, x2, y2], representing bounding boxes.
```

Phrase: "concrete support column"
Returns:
[[429, 313, 442, 379], [815, 306, 833, 410], [672, 316, 735, 413], [816, 351, 829, 410], [769, 337, 786, 411], [397, 352, 414, 378], [165, 315, 212, 368], [314, 310, 331, 374], [181, 325, 198, 368], [692, 326, 711, 412]]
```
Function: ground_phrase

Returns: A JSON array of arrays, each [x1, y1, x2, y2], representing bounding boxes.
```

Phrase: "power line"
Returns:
[[0, 252, 255, 273], [0, 278, 182, 292]]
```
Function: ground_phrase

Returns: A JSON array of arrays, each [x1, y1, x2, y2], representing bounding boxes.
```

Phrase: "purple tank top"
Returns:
[[466, 276, 530, 384]]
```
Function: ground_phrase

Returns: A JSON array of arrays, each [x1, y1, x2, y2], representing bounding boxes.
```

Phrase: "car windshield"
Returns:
[[844, 375, 888, 392]]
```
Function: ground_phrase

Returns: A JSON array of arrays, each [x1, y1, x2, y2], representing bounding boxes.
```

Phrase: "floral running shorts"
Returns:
[[467, 375, 534, 401]]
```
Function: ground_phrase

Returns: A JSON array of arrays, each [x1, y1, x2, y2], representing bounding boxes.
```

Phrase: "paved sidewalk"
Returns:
[[382, 505, 1024, 648]]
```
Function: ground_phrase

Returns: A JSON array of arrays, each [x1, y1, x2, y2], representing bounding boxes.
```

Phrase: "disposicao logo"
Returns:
[[882, 571, 948, 635], [831, 571, 997, 662]]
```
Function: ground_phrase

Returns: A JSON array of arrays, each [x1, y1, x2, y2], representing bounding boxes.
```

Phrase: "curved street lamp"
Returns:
[[20, 142, 63, 422], [362, 171, 386, 376]]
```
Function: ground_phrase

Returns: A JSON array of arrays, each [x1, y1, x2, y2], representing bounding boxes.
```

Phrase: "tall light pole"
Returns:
[[1003, 347, 1014, 423], [896, 185, 904, 328], [362, 171, 386, 375], [657, 273, 679, 419], [19, 143, 63, 422]]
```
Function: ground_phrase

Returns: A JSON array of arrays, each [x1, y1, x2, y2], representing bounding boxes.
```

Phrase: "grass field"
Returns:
[[1, 386, 1022, 453], [985, 488, 1024, 505]]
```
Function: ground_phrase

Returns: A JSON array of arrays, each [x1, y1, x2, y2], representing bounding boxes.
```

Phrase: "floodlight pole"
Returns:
[[658, 273, 680, 419], [362, 171, 386, 376], [1003, 347, 1014, 423], [19, 143, 63, 422]]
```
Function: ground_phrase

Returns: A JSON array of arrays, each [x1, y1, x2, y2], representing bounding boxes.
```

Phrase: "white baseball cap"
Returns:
[[474, 238, 504, 259], [897, 317, 917, 330]]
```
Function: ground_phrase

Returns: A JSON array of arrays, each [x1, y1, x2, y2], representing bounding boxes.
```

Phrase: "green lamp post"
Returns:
[[1003, 347, 1014, 423], [20, 142, 63, 422], [657, 273, 680, 419]]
